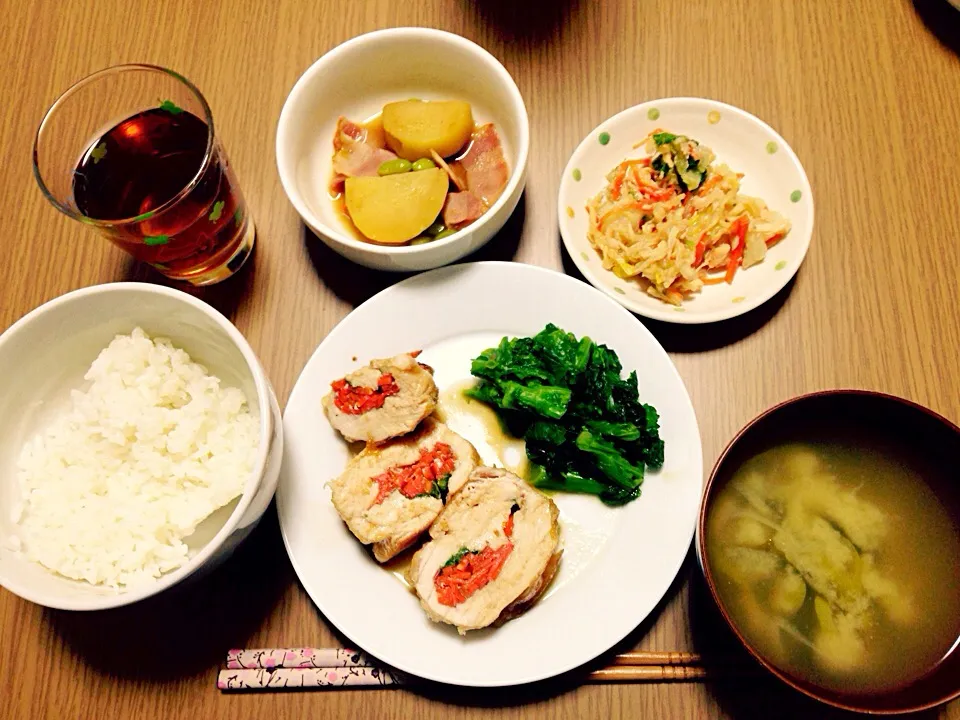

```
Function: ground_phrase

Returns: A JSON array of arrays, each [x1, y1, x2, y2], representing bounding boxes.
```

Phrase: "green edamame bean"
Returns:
[[434, 228, 457, 239], [377, 158, 412, 176], [411, 158, 437, 171], [409, 236, 433, 245], [424, 222, 445, 236]]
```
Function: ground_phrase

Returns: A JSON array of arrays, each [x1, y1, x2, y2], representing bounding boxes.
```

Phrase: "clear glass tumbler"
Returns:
[[33, 64, 255, 285]]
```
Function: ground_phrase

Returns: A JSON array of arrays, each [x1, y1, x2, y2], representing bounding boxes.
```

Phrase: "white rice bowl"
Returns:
[[12, 327, 258, 589]]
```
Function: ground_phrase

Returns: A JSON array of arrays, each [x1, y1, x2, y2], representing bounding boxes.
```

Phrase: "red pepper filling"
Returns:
[[434, 510, 518, 607], [434, 543, 514, 607], [331, 373, 399, 415], [370, 442, 456, 506]]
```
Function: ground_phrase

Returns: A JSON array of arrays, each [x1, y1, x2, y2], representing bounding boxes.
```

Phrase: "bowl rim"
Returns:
[[557, 96, 815, 325], [697, 388, 960, 714], [0, 281, 273, 611], [274, 26, 530, 256]]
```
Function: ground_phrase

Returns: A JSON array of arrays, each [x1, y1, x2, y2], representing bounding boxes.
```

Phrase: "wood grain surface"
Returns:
[[1, 0, 959, 718]]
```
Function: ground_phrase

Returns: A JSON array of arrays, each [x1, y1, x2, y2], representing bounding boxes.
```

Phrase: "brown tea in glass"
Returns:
[[34, 65, 255, 285]]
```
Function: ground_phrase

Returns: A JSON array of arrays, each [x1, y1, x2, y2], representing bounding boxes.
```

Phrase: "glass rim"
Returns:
[[32, 63, 217, 229]]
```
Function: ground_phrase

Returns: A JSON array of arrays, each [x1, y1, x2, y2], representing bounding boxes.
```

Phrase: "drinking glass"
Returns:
[[33, 64, 255, 286]]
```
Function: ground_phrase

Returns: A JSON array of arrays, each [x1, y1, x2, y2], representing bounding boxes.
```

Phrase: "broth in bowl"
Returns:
[[706, 439, 960, 695], [702, 394, 960, 705]]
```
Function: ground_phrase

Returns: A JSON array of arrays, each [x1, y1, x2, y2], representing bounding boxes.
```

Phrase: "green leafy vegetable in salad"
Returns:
[[467, 324, 664, 506], [649, 132, 710, 192], [651, 132, 678, 145]]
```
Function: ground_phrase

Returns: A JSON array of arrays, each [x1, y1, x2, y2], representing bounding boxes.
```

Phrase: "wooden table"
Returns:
[[2, 0, 959, 718]]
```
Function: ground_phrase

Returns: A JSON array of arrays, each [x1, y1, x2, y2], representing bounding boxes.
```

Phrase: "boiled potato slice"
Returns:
[[769, 566, 807, 617], [783, 446, 819, 479], [382, 100, 474, 161], [720, 546, 781, 584], [345, 168, 448, 244], [730, 515, 772, 548]]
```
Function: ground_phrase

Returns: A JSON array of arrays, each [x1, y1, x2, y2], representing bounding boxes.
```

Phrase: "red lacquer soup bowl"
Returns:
[[696, 390, 960, 714]]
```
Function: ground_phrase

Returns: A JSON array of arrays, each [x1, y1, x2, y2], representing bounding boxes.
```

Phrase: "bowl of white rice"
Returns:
[[0, 283, 282, 610]]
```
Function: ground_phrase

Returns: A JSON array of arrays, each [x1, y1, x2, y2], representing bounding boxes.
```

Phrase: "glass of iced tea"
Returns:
[[33, 64, 255, 285]]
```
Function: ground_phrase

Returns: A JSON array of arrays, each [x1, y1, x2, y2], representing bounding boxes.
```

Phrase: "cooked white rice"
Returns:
[[12, 327, 259, 588]]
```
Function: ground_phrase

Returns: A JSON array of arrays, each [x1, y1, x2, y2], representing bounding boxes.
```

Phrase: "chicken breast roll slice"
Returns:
[[328, 418, 479, 563], [322, 353, 438, 444], [409, 467, 562, 634]]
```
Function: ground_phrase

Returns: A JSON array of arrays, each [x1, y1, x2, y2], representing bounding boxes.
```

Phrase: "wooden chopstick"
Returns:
[[610, 651, 703, 666], [589, 665, 708, 682], [217, 648, 731, 691]]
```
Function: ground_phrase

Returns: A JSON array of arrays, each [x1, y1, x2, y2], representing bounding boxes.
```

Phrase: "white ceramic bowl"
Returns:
[[559, 98, 814, 324], [276, 27, 529, 272], [0, 283, 283, 610]]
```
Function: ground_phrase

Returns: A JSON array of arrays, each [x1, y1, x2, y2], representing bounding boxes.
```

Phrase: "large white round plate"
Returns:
[[277, 261, 703, 686], [558, 97, 814, 324]]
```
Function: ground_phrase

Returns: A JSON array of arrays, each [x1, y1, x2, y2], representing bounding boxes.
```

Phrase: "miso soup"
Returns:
[[706, 436, 960, 696]]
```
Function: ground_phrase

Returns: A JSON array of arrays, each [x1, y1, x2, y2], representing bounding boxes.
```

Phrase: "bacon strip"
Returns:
[[442, 191, 485, 227], [331, 115, 397, 187], [451, 123, 509, 207], [440, 123, 510, 228]]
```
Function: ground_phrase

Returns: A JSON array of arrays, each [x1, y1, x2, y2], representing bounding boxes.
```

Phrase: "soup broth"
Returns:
[[706, 436, 960, 696]]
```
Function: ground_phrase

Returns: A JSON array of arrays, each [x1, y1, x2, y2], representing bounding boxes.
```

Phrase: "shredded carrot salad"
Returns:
[[585, 130, 791, 305]]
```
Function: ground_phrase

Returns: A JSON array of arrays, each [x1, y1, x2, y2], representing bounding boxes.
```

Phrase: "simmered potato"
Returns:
[[730, 515, 772, 548], [769, 566, 807, 616], [382, 100, 474, 161], [344, 168, 448, 244]]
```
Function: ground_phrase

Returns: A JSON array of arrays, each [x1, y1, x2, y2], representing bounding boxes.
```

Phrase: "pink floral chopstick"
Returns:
[[218, 648, 405, 691], [225, 647, 376, 670]]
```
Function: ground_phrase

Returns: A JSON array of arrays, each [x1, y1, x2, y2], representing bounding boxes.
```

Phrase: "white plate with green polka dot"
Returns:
[[558, 98, 814, 324]]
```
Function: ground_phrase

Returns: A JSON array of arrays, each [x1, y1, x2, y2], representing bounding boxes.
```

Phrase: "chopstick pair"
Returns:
[[216, 647, 719, 691]]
